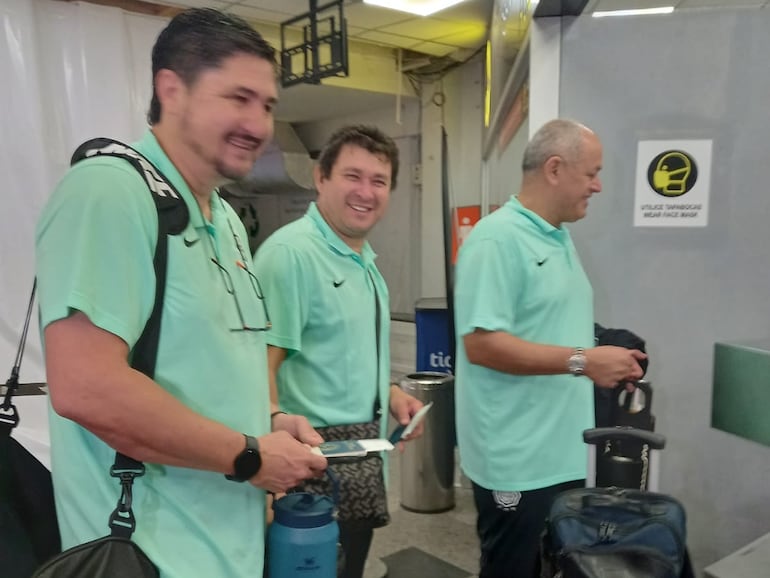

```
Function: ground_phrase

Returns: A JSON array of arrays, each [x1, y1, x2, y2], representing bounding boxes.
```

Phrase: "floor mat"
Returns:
[[382, 547, 472, 578]]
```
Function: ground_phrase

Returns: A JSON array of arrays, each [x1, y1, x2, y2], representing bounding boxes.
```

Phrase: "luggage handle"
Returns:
[[583, 427, 665, 450], [579, 490, 656, 515], [585, 427, 665, 491]]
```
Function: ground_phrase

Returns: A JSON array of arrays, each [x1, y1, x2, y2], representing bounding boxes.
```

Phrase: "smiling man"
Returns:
[[454, 119, 647, 577], [35, 9, 326, 578], [253, 125, 424, 578]]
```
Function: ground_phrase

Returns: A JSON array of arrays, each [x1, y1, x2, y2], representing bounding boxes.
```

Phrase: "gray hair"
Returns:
[[521, 119, 592, 172]]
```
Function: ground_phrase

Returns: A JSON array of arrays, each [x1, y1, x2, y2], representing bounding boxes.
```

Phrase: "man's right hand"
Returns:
[[584, 346, 646, 388], [252, 431, 327, 493]]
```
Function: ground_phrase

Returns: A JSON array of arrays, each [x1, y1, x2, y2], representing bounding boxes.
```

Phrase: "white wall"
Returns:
[[487, 116, 529, 208], [419, 55, 485, 299], [0, 0, 166, 383], [390, 320, 416, 380]]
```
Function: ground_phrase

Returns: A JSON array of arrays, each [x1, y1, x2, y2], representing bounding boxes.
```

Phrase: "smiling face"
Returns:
[[315, 144, 393, 252], [163, 52, 277, 185]]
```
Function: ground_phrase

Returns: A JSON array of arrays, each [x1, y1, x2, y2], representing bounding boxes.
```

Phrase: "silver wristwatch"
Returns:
[[567, 347, 587, 376]]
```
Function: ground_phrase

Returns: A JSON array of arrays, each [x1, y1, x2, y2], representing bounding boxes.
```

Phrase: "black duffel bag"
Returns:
[[543, 487, 687, 578], [0, 421, 60, 578]]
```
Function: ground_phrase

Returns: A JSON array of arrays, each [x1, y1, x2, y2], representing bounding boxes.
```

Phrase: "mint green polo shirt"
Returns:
[[36, 131, 270, 578], [253, 202, 390, 437], [454, 195, 595, 492]]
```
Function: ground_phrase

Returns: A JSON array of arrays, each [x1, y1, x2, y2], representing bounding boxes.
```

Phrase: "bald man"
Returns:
[[454, 119, 646, 577]]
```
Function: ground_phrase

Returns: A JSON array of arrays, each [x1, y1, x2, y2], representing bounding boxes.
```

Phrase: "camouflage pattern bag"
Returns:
[[296, 420, 389, 529]]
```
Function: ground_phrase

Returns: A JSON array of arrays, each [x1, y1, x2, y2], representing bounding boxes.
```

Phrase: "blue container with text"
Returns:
[[415, 297, 453, 374]]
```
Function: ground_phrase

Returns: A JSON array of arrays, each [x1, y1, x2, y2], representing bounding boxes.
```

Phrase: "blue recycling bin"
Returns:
[[415, 298, 453, 374]]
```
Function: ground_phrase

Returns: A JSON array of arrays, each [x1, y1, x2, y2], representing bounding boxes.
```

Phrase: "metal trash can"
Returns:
[[399, 371, 455, 513]]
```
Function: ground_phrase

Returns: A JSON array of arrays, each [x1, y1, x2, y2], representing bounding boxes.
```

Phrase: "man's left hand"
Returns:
[[272, 412, 324, 447], [389, 385, 425, 448]]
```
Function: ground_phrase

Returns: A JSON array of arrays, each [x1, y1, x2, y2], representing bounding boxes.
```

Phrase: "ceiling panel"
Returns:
[[406, 41, 457, 57], [379, 17, 474, 39], [432, 28, 490, 48], [342, 3, 415, 29], [355, 29, 421, 49], [347, 25, 366, 36], [419, 0, 493, 22]]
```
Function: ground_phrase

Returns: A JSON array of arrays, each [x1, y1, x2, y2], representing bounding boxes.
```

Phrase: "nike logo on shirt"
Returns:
[[184, 237, 200, 248], [333, 280, 345, 288]]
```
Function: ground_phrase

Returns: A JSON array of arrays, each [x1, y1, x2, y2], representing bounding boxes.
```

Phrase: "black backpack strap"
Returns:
[[70, 138, 188, 375], [70, 137, 189, 538]]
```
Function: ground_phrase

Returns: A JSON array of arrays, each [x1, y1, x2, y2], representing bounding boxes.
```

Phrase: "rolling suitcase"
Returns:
[[542, 424, 691, 578]]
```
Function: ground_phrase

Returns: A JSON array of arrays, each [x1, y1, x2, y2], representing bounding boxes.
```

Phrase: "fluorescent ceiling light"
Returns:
[[593, 6, 674, 18], [363, 0, 468, 17]]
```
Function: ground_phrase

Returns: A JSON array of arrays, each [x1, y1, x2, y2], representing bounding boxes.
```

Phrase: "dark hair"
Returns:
[[521, 119, 590, 172], [147, 8, 276, 125], [317, 125, 400, 189]]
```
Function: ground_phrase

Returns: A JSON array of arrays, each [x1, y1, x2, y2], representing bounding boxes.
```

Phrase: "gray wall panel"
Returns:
[[559, 8, 770, 569]]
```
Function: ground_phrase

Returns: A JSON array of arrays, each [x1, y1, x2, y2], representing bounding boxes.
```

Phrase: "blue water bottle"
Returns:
[[268, 489, 339, 578]]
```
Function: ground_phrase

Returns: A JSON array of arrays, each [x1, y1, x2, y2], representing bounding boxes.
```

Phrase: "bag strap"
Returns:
[[369, 270, 382, 421], [0, 279, 38, 524], [70, 138, 189, 539], [70, 137, 189, 379], [1, 280, 37, 432]]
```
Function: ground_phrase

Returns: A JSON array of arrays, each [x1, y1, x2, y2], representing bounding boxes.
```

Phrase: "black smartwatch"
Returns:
[[225, 434, 261, 482]]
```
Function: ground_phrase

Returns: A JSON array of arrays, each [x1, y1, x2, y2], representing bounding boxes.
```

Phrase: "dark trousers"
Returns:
[[338, 522, 374, 578], [472, 479, 584, 578]]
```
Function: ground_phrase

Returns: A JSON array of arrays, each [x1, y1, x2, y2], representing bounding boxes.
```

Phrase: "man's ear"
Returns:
[[313, 164, 325, 190], [543, 155, 562, 185], [154, 69, 185, 120]]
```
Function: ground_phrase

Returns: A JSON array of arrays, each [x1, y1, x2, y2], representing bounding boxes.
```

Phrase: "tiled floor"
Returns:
[[364, 443, 480, 578]]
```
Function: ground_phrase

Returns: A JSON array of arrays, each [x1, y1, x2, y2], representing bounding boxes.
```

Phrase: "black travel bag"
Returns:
[[541, 427, 693, 578]]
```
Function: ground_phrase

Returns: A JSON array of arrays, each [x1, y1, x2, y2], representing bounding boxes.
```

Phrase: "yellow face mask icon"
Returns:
[[652, 152, 692, 196]]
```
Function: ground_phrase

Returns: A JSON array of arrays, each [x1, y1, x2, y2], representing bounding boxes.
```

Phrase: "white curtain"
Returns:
[[0, 0, 167, 383]]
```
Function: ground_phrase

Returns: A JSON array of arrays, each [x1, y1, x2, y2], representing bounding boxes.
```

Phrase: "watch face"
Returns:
[[568, 353, 586, 375], [234, 449, 261, 481], [227, 436, 261, 482]]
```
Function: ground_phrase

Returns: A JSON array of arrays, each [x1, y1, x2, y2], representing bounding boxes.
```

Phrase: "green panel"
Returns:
[[712, 340, 770, 447]]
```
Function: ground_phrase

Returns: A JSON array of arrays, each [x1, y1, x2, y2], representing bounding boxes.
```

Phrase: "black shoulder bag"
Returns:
[[2, 138, 187, 578], [0, 280, 60, 578], [294, 271, 390, 529]]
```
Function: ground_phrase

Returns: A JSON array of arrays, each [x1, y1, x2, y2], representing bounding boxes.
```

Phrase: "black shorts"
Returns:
[[472, 479, 584, 578]]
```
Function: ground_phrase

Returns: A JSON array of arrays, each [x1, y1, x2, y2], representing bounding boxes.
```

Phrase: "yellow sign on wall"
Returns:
[[634, 139, 712, 227]]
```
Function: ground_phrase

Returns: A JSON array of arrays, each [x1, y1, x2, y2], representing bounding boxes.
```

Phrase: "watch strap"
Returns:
[[225, 434, 261, 482]]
